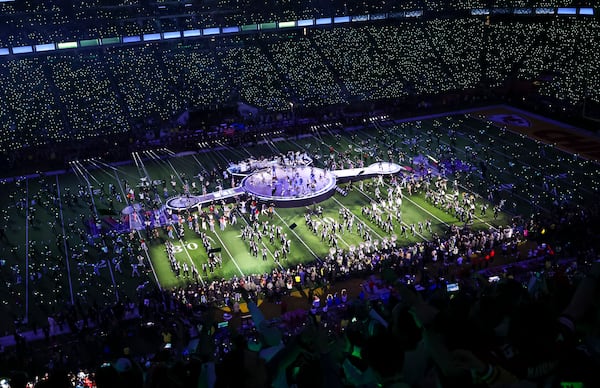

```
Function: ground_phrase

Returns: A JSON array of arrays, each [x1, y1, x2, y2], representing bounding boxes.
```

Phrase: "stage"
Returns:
[[162, 161, 403, 211]]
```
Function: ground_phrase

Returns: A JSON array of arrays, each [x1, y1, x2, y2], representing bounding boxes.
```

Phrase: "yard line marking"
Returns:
[[71, 161, 100, 216], [163, 219, 208, 287], [236, 213, 285, 271], [72, 161, 119, 300], [373, 172, 495, 230], [206, 227, 245, 277], [130, 156, 206, 286], [24, 179, 30, 323], [319, 216, 352, 248], [197, 149, 286, 270], [94, 156, 206, 287], [173, 235, 207, 287], [55, 175, 75, 305], [145, 150, 186, 188], [166, 159, 186, 186], [190, 154, 209, 176], [136, 158, 204, 285], [152, 219, 207, 287], [450, 182, 503, 229], [355, 186, 429, 241], [329, 124, 454, 229], [378, 182, 450, 228], [273, 210, 321, 262], [460, 118, 594, 197], [137, 155, 214, 286], [330, 196, 385, 241], [290, 129, 453, 234], [371, 119, 546, 215], [112, 169, 162, 291], [143, 150, 174, 184]]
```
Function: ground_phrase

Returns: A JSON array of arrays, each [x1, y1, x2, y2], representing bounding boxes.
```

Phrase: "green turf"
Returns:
[[0, 110, 596, 335]]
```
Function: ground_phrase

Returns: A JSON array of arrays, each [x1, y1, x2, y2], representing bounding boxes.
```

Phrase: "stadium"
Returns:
[[0, 0, 600, 387]]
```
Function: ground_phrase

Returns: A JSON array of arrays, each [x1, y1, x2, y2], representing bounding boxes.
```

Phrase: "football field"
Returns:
[[1, 105, 597, 335]]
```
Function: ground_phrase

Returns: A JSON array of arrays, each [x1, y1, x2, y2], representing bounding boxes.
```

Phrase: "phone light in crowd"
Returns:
[[560, 382, 583, 388], [351, 344, 362, 358], [446, 283, 459, 292]]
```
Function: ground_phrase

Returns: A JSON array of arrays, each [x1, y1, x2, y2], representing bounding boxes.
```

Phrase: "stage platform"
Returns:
[[332, 161, 404, 181], [240, 165, 336, 207], [164, 186, 246, 211], [226, 152, 313, 177], [163, 161, 403, 211]]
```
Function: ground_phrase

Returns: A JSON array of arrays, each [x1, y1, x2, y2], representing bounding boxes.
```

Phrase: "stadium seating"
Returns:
[[1, 4, 600, 387], [0, 4, 598, 171], [217, 36, 290, 111]]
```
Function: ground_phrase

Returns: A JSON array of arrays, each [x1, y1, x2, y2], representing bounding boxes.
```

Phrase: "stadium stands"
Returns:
[[0, 57, 66, 152], [0, 3, 600, 385], [217, 36, 290, 111], [0, 8, 598, 169]]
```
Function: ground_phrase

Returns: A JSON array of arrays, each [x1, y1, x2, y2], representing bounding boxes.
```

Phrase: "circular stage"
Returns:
[[165, 195, 203, 210], [241, 164, 337, 207], [160, 161, 404, 213]]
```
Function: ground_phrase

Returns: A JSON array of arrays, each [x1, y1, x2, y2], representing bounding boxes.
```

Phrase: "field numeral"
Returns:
[[172, 242, 199, 253]]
